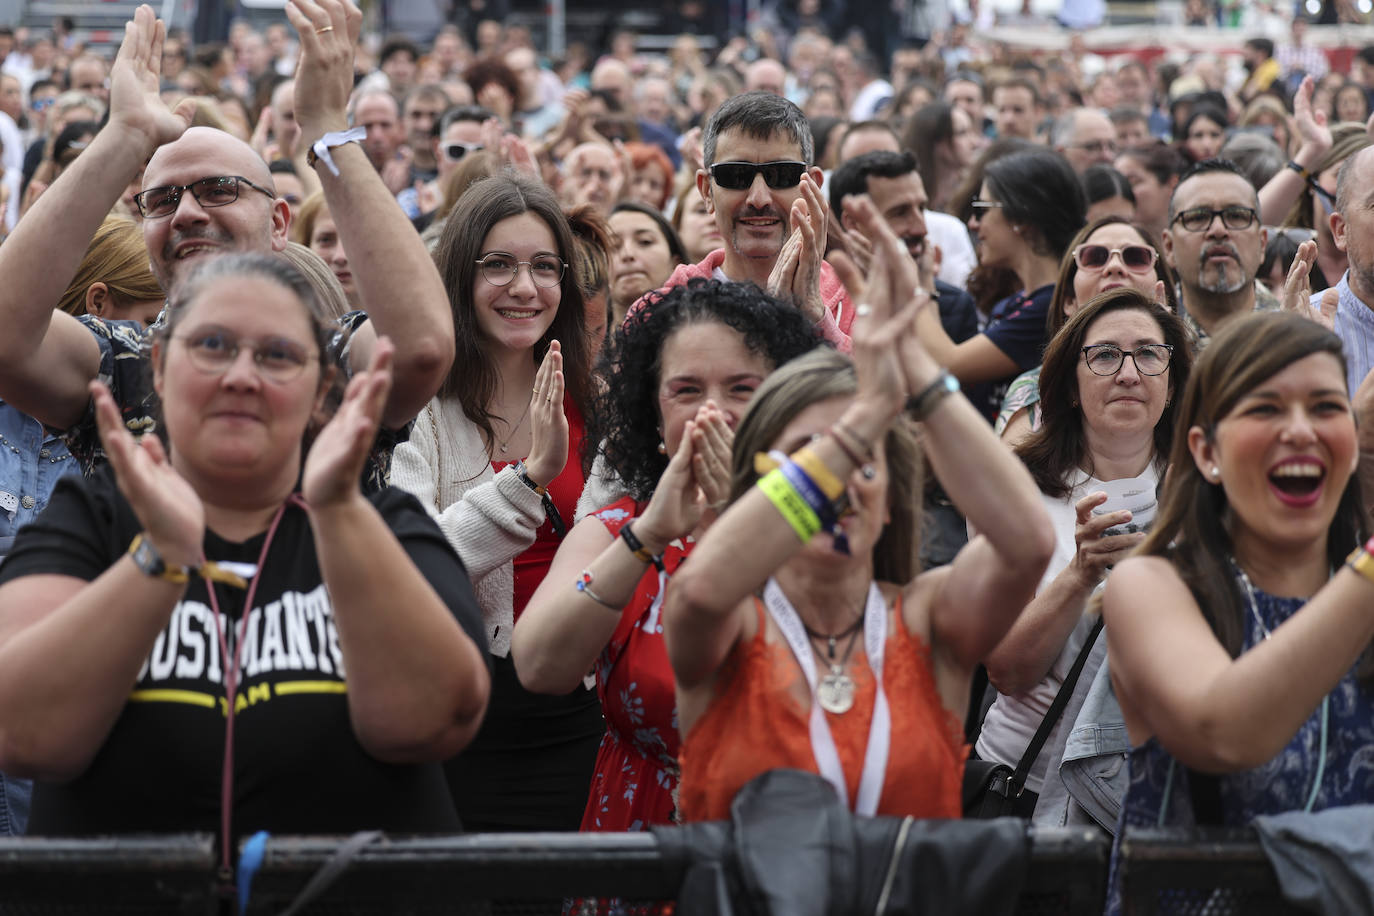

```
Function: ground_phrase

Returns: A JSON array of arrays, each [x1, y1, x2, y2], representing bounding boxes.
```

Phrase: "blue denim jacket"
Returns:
[[0, 399, 78, 835], [0, 399, 78, 558]]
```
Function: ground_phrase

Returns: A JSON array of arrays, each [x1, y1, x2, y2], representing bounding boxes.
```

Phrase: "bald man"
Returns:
[[0, 0, 452, 483]]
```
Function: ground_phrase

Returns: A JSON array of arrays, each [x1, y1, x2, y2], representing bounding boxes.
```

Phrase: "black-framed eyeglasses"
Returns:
[[708, 160, 807, 191], [134, 175, 277, 219], [1073, 243, 1158, 272], [1081, 343, 1174, 376], [475, 253, 567, 288], [1170, 205, 1258, 232], [444, 142, 483, 161], [173, 329, 319, 383]]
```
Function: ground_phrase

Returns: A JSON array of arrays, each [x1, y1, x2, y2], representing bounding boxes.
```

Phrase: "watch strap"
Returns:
[[905, 369, 960, 421], [128, 533, 191, 584]]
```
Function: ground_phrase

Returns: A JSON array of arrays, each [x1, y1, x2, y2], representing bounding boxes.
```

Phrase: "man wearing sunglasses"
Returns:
[[645, 91, 852, 350], [0, 0, 453, 480], [1161, 158, 1270, 346]]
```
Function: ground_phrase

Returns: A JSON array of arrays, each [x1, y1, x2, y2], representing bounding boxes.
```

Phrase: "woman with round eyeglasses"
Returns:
[[1103, 312, 1374, 912], [0, 252, 490, 841], [975, 288, 1192, 822], [998, 216, 1176, 446], [390, 172, 608, 833]]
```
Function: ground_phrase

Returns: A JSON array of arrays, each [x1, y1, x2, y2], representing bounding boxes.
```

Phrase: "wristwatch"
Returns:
[[128, 534, 191, 584], [906, 369, 960, 421]]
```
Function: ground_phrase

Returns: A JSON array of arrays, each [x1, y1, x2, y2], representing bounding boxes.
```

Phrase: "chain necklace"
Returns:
[[495, 398, 532, 454], [801, 603, 866, 714]]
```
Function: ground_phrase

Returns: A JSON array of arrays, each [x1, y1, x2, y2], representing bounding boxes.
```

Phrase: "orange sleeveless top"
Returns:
[[678, 596, 968, 822]]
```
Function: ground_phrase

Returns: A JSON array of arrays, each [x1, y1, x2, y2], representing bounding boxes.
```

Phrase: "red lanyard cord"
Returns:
[[202, 494, 305, 881]]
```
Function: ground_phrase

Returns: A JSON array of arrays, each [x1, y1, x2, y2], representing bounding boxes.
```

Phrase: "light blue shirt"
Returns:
[[1312, 272, 1374, 397]]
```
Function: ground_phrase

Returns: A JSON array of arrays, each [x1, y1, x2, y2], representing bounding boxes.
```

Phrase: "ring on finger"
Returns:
[[855, 303, 873, 318], [315, 25, 334, 33]]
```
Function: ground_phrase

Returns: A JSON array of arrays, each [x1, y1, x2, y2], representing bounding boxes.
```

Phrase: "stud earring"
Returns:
[[658, 441, 667, 454], [1211, 466, 1220, 480]]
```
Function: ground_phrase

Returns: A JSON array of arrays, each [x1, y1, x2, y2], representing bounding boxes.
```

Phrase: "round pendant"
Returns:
[[817, 673, 856, 714]]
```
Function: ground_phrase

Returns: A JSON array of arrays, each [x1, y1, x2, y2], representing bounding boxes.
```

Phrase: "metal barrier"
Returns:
[[0, 825, 1316, 915]]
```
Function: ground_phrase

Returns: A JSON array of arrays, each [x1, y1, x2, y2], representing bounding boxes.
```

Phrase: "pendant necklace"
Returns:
[[496, 398, 532, 454], [803, 614, 863, 714]]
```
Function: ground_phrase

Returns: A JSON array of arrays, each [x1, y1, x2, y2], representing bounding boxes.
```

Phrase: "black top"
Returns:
[[0, 467, 487, 836]]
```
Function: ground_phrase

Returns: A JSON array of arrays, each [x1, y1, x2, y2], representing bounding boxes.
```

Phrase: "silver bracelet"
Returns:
[[575, 569, 620, 611]]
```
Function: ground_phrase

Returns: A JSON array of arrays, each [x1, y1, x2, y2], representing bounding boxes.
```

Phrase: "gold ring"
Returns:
[[532, 388, 541, 396], [315, 25, 334, 33], [545, 395, 553, 403]]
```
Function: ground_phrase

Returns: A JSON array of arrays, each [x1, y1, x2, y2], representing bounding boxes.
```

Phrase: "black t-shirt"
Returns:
[[0, 467, 487, 836], [965, 283, 1056, 423]]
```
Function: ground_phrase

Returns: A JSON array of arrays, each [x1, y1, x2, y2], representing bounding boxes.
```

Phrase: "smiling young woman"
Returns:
[[1101, 311, 1374, 911], [389, 172, 608, 833]]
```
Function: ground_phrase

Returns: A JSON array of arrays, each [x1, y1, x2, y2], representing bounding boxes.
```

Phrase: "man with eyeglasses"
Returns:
[[1053, 108, 1118, 174], [0, 0, 453, 488], [645, 91, 852, 349], [1162, 158, 1271, 346]]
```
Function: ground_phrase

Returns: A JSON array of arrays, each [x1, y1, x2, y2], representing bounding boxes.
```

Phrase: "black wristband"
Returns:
[[621, 522, 665, 572], [1286, 160, 1311, 181]]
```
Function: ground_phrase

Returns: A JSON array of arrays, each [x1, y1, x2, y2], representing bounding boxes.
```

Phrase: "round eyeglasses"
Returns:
[[174, 330, 318, 384], [475, 254, 567, 288], [1081, 343, 1174, 377]]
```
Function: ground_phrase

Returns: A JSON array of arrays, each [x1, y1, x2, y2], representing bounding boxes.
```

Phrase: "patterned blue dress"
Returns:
[[1106, 577, 1374, 914]]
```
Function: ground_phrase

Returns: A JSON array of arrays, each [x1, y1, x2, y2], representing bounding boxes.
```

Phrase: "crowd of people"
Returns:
[[0, 0, 1372, 908]]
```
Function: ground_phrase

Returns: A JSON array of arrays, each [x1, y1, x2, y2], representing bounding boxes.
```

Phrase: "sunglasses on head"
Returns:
[[708, 160, 807, 191], [444, 142, 483, 161], [1073, 243, 1157, 272]]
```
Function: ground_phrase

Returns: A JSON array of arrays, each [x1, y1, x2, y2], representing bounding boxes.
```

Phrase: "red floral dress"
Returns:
[[580, 496, 692, 832]]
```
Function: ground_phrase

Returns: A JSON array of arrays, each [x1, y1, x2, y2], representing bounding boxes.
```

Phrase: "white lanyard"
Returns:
[[762, 577, 891, 815]]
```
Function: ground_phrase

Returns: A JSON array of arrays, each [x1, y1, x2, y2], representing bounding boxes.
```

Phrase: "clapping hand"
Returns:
[[303, 337, 393, 509], [109, 6, 195, 149], [1280, 239, 1338, 331], [637, 403, 731, 548], [767, 173, 829, 324], [93, 379, 203, 568], [524, 342, 570, 487], [284, 0, 361, 149]]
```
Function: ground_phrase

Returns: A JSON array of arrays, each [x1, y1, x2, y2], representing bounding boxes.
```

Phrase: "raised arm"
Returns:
[[1105, 554, 1374, 772], [0, 6, 191, 429], [285, 0, 454, 430], [515, 403, 732, 694], [1258, 76, 1331, 227], [836, 196, 1056, 670], [304, 341, 489, 762]]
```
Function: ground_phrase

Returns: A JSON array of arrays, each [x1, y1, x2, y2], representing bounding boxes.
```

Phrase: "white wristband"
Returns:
[[308, 126, 367, 177]]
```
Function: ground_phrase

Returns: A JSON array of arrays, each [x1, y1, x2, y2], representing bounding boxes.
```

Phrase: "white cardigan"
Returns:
[[389, 397, 548, 658]]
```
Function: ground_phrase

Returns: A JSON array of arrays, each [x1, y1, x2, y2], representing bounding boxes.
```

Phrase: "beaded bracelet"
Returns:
[[757, 468, 823, 542]]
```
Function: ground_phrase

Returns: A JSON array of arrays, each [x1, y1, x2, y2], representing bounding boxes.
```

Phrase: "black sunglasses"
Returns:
[[708, 160, 807, 191]]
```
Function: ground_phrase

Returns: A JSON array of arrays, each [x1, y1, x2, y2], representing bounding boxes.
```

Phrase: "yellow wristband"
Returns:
[[1346, 545, 1374, 585], [791, 445, 846, 501], [757, 469, 823, 542]]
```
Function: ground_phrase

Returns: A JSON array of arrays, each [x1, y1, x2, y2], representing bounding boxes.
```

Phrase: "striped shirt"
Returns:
[[1314, 272, 1374, 396]]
